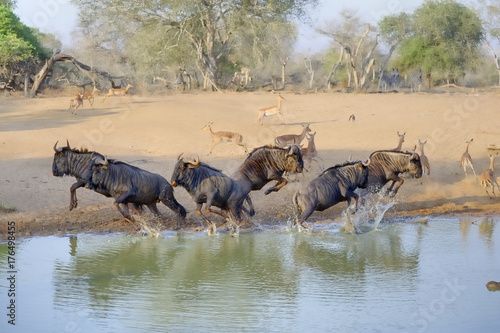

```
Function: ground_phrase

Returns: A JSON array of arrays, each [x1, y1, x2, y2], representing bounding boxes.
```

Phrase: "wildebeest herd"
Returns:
[[52, 135, 423, 233]]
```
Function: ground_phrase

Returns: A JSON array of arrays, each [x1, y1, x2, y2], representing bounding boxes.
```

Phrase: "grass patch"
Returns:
[[0, 202, 16, 213]]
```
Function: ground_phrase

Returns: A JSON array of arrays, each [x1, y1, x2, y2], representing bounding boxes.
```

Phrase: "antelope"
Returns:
[[479, 154, 499, 197], [69, 93, 83, 113], [391, 131, 406, 151], [201, 122, 248, 155], [461, 138, 477, 179], [81, 86, 100, 108], [300, 131, 323, 171], [256, 94, 285, 125], [418, 139, 430, 176], [274, 124, 311, 148], [102, 83, 133, 101]]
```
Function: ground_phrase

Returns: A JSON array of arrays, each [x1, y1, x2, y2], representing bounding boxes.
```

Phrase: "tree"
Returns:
[[477, 0, 500, 85], [318, 9, 378, 90], [72, 0, 318, 90], [395, 0, 483, 84], [377, 13, 411, 88]]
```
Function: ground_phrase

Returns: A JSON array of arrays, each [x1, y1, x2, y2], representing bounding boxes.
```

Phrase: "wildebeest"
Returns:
[[292, 161, 370, 227], [170, 155, 252, 228], [52, 140, 113, 210], [231, 145, 304, 196], [89, 156, 187, 228], [380, 68, 401, 91], [365, 150, 422, 197]]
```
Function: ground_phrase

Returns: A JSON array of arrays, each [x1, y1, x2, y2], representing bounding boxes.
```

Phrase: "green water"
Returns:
[[1, 218, 499, 332]]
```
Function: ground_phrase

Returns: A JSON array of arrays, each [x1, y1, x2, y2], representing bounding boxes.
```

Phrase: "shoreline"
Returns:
[[1, 92, 500, 241]]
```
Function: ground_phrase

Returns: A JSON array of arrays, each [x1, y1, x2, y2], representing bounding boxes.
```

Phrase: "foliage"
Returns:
[[0, 5, 50, 66], [71, 0, 317, 89], [0, 0, 15, 10], [394, 0, 483, 79]]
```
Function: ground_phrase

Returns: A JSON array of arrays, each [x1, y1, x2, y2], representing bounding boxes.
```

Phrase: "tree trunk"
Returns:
[[30, 53, 99, 97], [485, 41, 500, 86], [281, 56, 289, 89], [324, 46, 345, 90]]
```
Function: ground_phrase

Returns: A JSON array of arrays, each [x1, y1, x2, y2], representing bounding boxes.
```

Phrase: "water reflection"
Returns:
[[1, 218, 499, 333]]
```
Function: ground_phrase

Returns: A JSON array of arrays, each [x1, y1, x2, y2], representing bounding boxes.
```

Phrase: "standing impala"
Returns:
[[102, 83, 133, 101], [255, 94, 285, 125], [274, 124, 311, 147]]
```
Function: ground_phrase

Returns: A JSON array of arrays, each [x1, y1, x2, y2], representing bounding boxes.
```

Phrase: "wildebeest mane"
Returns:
[[245, 145, 286, 159], [320, 160, 363, 177]]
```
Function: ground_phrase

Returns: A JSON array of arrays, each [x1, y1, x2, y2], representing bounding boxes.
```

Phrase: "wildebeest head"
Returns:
[[408, 153, 423, 178], [357, 160, 371, 188], [170, 154, 200, 187], [284, 145, 304, 173], [52, 140, 71, 176]]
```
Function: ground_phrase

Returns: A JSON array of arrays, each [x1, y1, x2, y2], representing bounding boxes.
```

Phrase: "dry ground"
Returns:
[[1, 88, 500, 240]]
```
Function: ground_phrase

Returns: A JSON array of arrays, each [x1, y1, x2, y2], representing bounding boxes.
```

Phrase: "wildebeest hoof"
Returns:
[[264, 189, 272, 195], [486, 281, 500, 291]]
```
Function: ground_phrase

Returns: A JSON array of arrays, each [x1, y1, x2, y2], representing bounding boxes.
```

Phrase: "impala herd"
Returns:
[[68, 84, 133, 112], [66, 86, 498, 202]]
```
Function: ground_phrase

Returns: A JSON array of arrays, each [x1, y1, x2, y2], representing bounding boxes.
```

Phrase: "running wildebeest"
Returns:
[[52, 140, 110, 210], [170, 155, 252, 229], [365, 150, 422, 197], [292, 161, 370, 227], [231, 145, 304, 196], [52, 140, 143, 213], [89, 156, 187, 228]]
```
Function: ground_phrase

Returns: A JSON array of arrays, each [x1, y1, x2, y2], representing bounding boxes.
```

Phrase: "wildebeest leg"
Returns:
[[113, 191, 135, 221], [292, 192, 315, 227], [204, 192, 229, 218], [130, 203, 143, 215], [146, 203, 161, 218], [344, 190, 360, 212], [242, 195, 255, 216], [195, 203, 218, 232], [69, 179, 86, 210], [385, 177, 404, 197], [159, 185, 187, 229], [116, 203, 133, 221], [264, 177, 288, 195]]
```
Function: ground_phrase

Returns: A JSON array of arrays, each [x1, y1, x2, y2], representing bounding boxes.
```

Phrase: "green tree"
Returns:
[[72, 0, 317, 90], [395, 0, 483, 83], [0, 5, 50, 66]]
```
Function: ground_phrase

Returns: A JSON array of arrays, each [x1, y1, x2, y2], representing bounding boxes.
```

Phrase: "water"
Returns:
[[1, 218, 499, 333]]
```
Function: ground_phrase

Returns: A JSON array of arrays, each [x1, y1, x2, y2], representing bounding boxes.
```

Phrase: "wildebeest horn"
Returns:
[[94, 155, 109, 167], [177, 153, 184, 161], [188, 155, 200, 168], [53, 140, 64, 153], [362, 158, 371, 167]]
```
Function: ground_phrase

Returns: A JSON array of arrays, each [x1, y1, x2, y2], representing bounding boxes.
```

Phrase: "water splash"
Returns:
[[206, 222, 218, 236], [342, 193, 397, 234], [133, 216, 163, 238]]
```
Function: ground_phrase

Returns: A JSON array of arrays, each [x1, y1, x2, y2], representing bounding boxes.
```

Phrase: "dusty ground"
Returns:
[[1, 87, 500, 241]]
